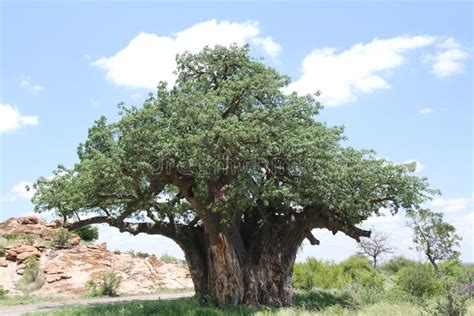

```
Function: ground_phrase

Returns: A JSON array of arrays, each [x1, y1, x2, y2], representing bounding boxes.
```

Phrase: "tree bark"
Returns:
[[173, 210, 304, 307], [64, 204, 369, 307]]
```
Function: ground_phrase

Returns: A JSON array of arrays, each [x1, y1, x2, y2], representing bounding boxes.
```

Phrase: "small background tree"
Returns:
[[357, 231, 394, 269], [407, 209, 461, 273], [17, 256, 45, 293]]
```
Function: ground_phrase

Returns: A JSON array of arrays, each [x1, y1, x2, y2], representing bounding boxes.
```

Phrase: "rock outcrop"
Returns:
[[0, 216, 193, 296]]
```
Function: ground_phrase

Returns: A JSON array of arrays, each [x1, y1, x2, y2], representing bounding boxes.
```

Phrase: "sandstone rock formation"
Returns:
[[0, 216, 193, 296]]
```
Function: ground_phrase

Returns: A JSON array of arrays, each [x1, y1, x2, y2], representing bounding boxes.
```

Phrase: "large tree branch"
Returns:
[[298, 204, 371, 242], [64, 215, 181, 239], [317, 216, 371, 242]]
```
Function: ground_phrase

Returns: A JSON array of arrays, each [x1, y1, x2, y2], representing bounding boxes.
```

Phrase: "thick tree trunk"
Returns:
[[176, 211, 303, 307]]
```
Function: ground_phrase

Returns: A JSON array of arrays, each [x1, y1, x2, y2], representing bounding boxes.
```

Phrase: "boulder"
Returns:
[[147, 255, 164, 268], [16, 245, 38, 253], [16, 250, 40, 262], [68, 235, 81, 246], [46, 273, 72, 283], [19, 216, 40, 225], [5, 249, 17, 261], [0, 257, 8, 267], [45, 220, 62, 228], [44, 262, 65, 274]]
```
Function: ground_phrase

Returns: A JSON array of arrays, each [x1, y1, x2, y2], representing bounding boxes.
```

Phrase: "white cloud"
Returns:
[[19, 76, 44, 93], [431, 196, 472, 213], [251, 36, 281, 58], [286, 35, 468, 106], [0, 103, 39, 134], [286, 36, 437, 106], [1, 181, 34, 202], [419, 108, 434, 115], [424, 38, 469, 78], [405, 159, 425, 172], [93, 20, 280, 89]]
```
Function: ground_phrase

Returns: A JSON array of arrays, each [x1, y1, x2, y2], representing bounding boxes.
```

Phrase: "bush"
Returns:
[[339, 255, 372, 276], [293, 288, 357, 310], [292, 256, 378, 291], [0, 245, 4, 257], [136, 251, 149, 258], [160, 254, 181, 264], [22, 233, 35, 246], [17, 256, 45, 293], [53, 228, 71, 247], [3, 232, 18, 241], [396, 264, 441, 298], [293, 258, 351, 290], [72, 225, 98, 242], [352, 268, 385, 290], [428, 292, 468, 315], [383, 256, 417, 273], [0, 285, 8, 298], [86, 271, 122, 297]]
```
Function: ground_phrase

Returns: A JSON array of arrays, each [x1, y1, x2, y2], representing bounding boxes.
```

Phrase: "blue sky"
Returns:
[[1, 1, 472, 262]]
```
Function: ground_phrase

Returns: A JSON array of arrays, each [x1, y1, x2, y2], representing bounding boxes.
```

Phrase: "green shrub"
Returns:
[[17, 256, 45, 293], [396, 264, 441, 298], [0, 285, 8, 298], [160, 254, 180, 264], [292, 256, 377, 291], [53, 228, 70, 247], [86, 271, 122, 297], [339, 255, 372, 276], [0, 245, 4, 257], [383, 256, 417, 273], [136, 251, 149, 258], [293, 258, 351, 290], [72, 225, 98, 242], [293, 288, 357, 310], [3, 232, 18, 241], [353, 268, 385, 290], [22, 233, 35, 246]]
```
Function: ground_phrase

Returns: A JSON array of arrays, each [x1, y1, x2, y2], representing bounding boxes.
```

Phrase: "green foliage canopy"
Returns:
[[407, 209, 461, 271], [31, 45, 434, 240]]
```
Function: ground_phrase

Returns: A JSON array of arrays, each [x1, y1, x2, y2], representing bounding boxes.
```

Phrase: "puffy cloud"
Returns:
[[19, 76, 44, 93], [431, 195, 472, 213], [419, 108, 434, 115], [286, 35, 468, 106], [251, 36, 281, 58], [1, 181, 34, 202], [0, 103, 39, 134], [93, 20, 280, 89], [424, 38, 469, 78]]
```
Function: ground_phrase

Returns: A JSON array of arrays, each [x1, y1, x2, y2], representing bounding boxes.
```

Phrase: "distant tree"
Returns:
[[407, 209, 461, 273], [31, 45, 435, 307], [357, 231, 393, 269]]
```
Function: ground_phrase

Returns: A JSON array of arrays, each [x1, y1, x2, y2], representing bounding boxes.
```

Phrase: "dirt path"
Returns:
[[0, 292, 194, 316]]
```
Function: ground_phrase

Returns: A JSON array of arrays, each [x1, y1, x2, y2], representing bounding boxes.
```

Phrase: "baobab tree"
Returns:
[[358, 231, 394, 269], [31, 45, 434, 307]]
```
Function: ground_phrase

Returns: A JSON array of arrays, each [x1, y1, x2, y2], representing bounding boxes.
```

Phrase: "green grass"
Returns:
[[25, 298, 260, 316], [22, 297, 474, 316]]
